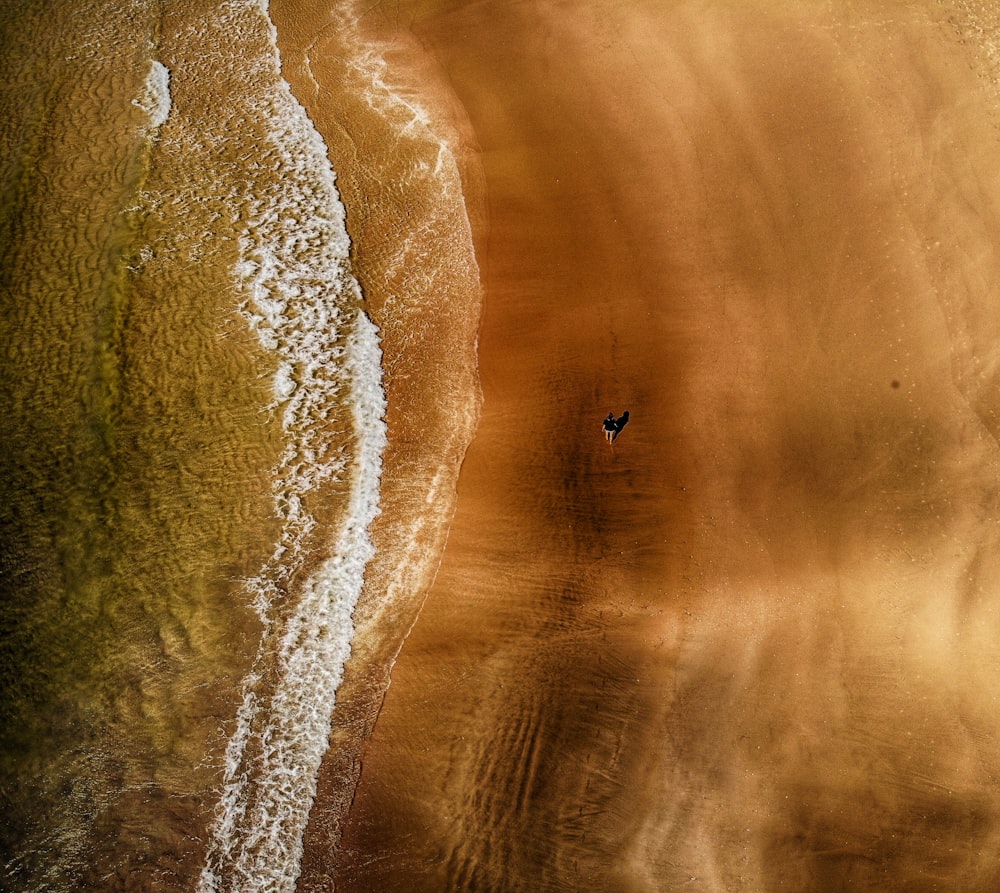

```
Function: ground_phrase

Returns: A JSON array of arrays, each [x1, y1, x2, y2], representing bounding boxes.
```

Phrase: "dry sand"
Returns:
[[283, 1, 1000, 890]]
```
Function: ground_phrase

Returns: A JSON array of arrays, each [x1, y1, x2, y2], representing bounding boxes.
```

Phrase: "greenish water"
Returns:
[[0, 0, 382, 888]]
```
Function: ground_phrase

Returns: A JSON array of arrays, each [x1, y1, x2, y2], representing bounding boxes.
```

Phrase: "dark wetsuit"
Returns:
[[603, 413, 617, 442]]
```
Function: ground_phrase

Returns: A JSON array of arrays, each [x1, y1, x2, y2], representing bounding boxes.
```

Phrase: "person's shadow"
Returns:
[[611, 410, 630, 442]]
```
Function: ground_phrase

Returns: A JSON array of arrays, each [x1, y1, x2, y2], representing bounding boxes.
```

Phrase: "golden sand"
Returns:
[[282, 1, 1000, 889]]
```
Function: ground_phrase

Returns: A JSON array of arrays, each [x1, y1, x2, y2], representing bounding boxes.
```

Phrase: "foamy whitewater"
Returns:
[[133, 60, 172, 131], [196, 2, 386, 890]]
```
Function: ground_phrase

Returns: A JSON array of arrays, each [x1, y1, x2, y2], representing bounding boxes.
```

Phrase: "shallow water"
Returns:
[[0, 1, 395, 889]]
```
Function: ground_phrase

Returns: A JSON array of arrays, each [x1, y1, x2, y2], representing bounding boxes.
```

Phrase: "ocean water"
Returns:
[[0, 1, 390, 889]]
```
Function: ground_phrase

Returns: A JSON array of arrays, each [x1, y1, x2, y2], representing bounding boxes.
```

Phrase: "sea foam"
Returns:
[[133, 60, 171, 130], [196, 2, 386, 891]]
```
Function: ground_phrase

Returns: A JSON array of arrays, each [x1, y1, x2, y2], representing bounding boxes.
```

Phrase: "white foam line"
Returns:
[[197, 2, 387, 891], [133, 60, 171, 131], [199, 311, 385, 893]]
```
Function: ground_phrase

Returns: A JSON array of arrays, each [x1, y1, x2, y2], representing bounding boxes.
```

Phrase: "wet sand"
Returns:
[[288, 1, 1000, 890]]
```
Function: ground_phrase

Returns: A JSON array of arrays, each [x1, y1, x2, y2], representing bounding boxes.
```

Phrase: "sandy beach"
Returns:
[[280, 1, 1000, 890]]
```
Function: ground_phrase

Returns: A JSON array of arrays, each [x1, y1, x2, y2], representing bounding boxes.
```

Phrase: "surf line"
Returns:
[[197, 2, 387, 892], [198, 312, 385, 893]]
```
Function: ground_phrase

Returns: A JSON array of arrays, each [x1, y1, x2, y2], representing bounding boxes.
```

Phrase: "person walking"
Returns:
[[603, 412, 618, 443]]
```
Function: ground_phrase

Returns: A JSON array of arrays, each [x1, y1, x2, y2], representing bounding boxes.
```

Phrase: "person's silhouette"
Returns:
[[603, 412, 617, 443], [602, 410, 630, 443]]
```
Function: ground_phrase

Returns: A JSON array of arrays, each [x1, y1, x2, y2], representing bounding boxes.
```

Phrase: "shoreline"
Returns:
[[306, 2, 709, 888], [268, 1, 485, 884]]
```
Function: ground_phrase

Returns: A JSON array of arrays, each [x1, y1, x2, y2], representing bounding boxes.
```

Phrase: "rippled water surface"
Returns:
[[0, 1, 387, 889]]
